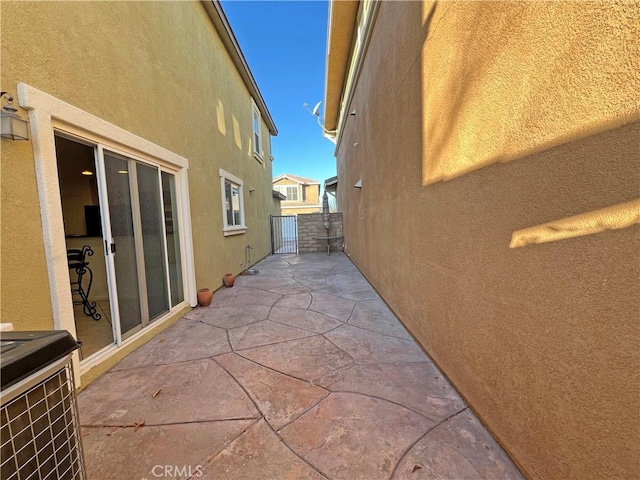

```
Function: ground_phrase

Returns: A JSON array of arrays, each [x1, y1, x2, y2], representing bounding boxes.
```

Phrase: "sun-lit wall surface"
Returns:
[[1, 2, 275, 350], [331, 1, 639, 479], [420, 1, 639, 186]]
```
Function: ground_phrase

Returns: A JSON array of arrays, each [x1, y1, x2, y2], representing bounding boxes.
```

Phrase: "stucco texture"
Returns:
[[334, 1, 639, 479], [0, 139, 51, 328], [1, 2, 278, 329]]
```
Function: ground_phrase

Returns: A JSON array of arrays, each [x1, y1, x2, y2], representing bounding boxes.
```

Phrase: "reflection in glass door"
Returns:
[[103, 152, 143, 338], [136, 163, 169, 320]]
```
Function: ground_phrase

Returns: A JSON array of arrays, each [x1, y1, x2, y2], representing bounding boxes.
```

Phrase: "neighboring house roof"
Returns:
[[203, 1, 278, 136], [272, 190, 286, 200], [273, 174, 321, 185], [324, 175, 338, 188]]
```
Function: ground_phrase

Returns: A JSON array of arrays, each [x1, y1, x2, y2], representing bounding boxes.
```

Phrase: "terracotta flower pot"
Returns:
[[223, 273, 235, 288], [197, 288, 213, 307]]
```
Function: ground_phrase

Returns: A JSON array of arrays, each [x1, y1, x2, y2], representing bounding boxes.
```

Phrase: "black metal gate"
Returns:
[[270, 215, 297, 254]]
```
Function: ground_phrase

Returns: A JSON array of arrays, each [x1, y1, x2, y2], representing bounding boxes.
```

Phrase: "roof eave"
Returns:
[[273, 174, 320, 185], [323, 0, 359, 132], [324, 175, 338, 187], [203, 0, 278, 135]]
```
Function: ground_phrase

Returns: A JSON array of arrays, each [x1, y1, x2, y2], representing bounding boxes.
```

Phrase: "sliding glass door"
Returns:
[[103, 152, 143, 337], [97, 147, 184, 343], [54, 130, 188, 362], [136, 163, 170, 320]]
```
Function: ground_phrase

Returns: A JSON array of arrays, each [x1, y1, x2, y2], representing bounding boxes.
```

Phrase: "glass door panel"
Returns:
[[136, 163, 170, 320], [162, 172, 184, 306], [103, 152, 142, 337]]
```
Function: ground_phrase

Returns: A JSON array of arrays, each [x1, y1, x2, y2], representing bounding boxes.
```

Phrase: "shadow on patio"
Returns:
[[78, 253, 523, 480]]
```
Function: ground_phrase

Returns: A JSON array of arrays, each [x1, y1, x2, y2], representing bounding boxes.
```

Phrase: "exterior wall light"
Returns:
[[353, 179, 362, 188], [1, 92, 29, 141]]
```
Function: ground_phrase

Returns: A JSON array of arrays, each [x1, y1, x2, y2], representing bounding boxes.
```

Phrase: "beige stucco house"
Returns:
[[0, 1, 280, 386], [324, 1, 639, 479], [272, 174, 322, 214]]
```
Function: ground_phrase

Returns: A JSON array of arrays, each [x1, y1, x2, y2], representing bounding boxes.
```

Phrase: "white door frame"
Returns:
[[17, 83, 197, 386]]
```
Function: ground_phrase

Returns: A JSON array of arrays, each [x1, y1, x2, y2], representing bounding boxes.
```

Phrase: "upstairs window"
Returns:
[[285, 185, 299, 201], [275, 185, 299, 201], [252, 100, 263, 161]]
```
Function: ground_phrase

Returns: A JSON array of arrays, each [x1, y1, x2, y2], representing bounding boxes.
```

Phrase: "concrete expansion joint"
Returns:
[[270, 424, 331, 479], [390, 407, 470, 479], [81, 416, 262, 430]]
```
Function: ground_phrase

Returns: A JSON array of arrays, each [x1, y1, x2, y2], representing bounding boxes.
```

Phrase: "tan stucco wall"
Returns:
[[1, 3, 274, 329], [0, 139, 51, 328], [333, 1, 639, 479], [271, 195, 282, 216], [305, 184, 320, 204]]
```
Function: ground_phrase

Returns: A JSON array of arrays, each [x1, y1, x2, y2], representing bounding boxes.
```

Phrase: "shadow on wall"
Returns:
[[421, 1, 640, 188], [418, 0, 640, 246]]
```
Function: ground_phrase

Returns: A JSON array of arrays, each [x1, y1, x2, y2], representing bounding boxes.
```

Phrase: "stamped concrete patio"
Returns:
[[78, 253, 524, 480]]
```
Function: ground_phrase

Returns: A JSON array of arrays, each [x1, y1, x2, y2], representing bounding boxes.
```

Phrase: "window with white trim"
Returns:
[[274, 185, 300, 201], [252, 100, 263, 161], [220, 169, 246, 235]]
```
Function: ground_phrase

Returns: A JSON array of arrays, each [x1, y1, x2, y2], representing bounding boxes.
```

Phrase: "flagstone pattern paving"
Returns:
[[78, 253, 524, 480]]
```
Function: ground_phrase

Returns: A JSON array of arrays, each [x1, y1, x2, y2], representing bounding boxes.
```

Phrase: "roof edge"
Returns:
[[203, 1, 278, 135], [323, 0, 359, 133], [324, 175, 338, 187], [273, 174, 321, 185]]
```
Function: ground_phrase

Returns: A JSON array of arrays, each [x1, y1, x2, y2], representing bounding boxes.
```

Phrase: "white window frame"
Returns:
[[286, 185, 300, 202], [287, 185, 302, 203], [16, 82, 197, 386], [268, 134, 274, 162], [274, 185, 300, 202], [252, 99, 263, 162], [219, 169, 247, 236]]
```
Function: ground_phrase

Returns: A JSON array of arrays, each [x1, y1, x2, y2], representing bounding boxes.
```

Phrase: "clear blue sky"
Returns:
[[220, 0, 337, 185]]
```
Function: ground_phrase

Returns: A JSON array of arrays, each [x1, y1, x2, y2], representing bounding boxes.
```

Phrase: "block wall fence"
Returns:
[[297, 213, 343, 253]]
